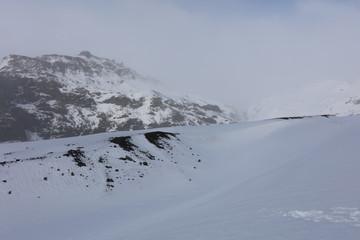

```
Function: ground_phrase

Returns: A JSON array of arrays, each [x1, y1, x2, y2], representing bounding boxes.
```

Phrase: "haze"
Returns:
[[1, 0, 360, 109]]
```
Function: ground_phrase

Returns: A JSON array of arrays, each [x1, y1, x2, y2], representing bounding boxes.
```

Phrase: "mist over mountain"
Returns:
[[240, 80, 360, 121], [0, 51, 238, 142], [1, 1, 360, 239]]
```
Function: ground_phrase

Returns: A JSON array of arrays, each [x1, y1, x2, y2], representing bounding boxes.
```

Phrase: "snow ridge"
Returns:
[[1, 115, 360, 239]]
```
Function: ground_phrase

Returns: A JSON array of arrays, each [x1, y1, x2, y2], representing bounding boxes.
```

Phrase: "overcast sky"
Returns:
[[1, 0, 360, 109]]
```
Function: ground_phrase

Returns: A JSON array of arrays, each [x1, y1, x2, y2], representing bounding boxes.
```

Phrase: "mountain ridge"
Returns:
[[0, 51, 238, 142]]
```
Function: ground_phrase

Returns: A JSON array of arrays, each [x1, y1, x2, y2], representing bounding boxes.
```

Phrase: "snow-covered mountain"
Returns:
[[0, 51, 238, 142], [240, 80, 360, 121], [1, 115, 359, 239]]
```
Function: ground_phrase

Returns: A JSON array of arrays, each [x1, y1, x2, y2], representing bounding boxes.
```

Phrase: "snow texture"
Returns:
[[1, 115, 360, 239], [280, 208, 360, 227]]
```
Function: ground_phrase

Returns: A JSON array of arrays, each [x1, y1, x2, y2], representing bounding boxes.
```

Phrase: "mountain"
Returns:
[[240, 80, 360, 121], [0, 51, 238, 142], [1, 115, 359, 239]]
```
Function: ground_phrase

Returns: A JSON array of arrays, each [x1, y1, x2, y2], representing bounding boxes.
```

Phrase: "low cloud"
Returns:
[[1, 0, 360, 109]]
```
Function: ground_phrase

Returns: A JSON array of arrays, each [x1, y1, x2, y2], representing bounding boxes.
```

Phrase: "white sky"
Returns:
[[1, 0, 360, 109]]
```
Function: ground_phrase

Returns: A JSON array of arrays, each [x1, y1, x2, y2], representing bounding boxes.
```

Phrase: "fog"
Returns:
[[1, 0, 360, 109]]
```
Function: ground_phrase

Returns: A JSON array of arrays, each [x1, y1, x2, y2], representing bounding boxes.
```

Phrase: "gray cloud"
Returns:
[[1, 0, 360, 109]]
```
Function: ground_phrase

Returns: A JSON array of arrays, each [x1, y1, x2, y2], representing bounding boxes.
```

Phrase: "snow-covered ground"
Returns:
[[1, 115, 359, 239], [241, 80, 360, 121]]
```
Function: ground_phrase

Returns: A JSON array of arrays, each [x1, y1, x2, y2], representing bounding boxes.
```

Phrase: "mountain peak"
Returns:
[[77, 51, 94, 58], [0, 52, 238, 142]]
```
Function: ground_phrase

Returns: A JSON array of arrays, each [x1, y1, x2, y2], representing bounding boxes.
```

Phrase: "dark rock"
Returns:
[[63, 149, 86, 167], [110, 136, 136, 151], [201, 104, 222, 113], [78, 51, 93, 58], [144, 131, 178, 149], [103, 95, 145, 108], [119, 155, 135, 162], [275, 116, 305, 120], [106, 178, 114, 183]]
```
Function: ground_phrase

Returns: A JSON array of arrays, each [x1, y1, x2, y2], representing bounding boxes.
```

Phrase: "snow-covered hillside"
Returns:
[[241, 80, 360, 121], [0, 51, 238, 142], [1, 115, 359, 239]]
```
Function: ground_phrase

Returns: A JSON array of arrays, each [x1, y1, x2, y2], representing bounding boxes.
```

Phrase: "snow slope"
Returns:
[[241, 80, 360, 121], [1, 115, 360, 239]]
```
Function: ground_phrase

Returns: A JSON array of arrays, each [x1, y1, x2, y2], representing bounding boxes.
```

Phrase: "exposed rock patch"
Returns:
[[144, 131, 179, 149], [110, 136, 136, 151], [63, 149, 86, 167]]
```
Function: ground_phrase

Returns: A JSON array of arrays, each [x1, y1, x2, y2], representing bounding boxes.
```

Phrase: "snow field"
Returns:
[[0, 115, 359, 239]]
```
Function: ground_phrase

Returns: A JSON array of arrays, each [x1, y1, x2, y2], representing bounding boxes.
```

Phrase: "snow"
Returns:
[[0, 56, 11, 71], [280, 208, 360, 226], [1, 115, 359, 239], [25, 131, 43, 141], [242, 80, 360, 121], [0, 53, 238, 141]]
